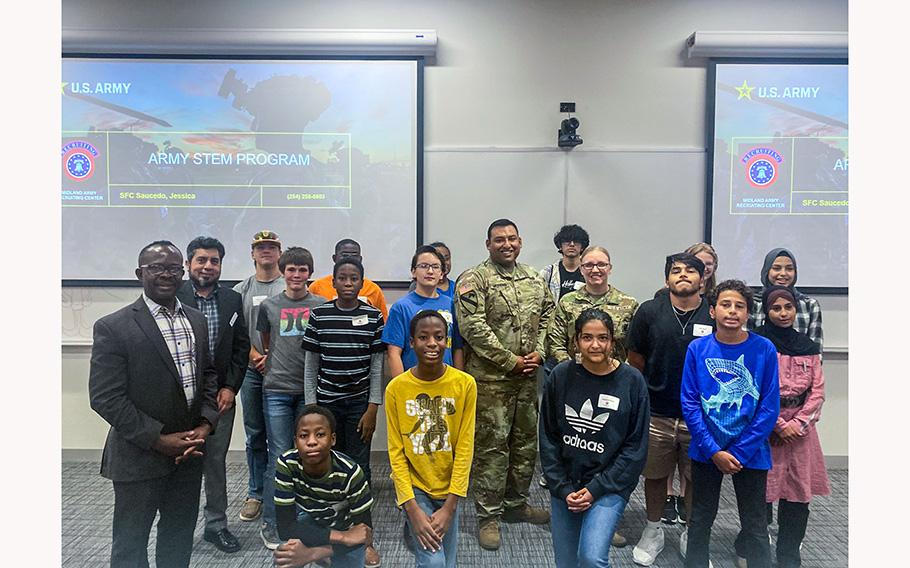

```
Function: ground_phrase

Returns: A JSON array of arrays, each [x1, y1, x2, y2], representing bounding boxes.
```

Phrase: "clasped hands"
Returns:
[[273, 524, 371, 568], [711, 450, 742, 474], [512, 351, 543, 375], [404, 499, 455, 552], [566, 487, 594, 513], [770, 422, 802, 446], [152, 422, 211, 464]]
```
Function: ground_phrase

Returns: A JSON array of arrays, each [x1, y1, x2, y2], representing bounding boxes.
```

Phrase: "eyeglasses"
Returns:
[[140, 264, 185, 276], [415, 263, 442, 271], [580, 262, 611, 271]]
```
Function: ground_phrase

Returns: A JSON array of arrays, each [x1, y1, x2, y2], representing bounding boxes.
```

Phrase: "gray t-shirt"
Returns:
[[233, 274, 286, 362], [256, 291, 327, 394]]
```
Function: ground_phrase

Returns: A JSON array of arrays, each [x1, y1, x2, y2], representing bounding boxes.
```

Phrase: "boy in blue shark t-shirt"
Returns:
[[680, 279, 779, 568]]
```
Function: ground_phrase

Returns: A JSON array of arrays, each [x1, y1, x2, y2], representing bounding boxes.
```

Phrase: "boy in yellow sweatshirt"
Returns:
[[385, 310, 477, 568]]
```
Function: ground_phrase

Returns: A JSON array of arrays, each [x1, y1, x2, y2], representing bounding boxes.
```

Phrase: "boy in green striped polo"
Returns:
[[273, 405, 374, 568]]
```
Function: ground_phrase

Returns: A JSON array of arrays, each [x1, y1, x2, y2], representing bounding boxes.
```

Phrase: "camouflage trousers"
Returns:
[[472, 377, 539, 521]]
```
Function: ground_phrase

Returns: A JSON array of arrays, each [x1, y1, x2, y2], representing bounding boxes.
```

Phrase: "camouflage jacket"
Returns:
[[546, 285, 639, 363], [454, 259, 554, 382]]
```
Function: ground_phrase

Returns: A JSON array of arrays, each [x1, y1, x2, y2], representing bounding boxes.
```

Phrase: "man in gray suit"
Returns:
[[89, 240, 219, 568]]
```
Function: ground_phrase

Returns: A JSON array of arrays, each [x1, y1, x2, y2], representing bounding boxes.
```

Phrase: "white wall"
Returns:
[[62, 0, 849, 458]]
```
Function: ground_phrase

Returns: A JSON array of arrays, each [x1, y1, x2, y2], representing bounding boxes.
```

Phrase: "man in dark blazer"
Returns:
[[176, 236, 250, 553], [89, 240, 219, 568]]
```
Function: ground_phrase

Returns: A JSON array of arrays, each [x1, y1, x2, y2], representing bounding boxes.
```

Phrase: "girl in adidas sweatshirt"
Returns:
[[539, 308, 650, 568]]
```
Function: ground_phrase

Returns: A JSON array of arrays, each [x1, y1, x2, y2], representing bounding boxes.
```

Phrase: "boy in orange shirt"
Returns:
[[308, 239, 388, 320]]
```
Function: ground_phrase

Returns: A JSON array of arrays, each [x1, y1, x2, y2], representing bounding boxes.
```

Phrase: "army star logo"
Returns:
[[735, 79, 755, 100]]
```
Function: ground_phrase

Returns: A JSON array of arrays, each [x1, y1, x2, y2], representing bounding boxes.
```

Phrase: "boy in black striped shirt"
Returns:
[[302, 257, 385, 483], [273, 405, 373, 568]]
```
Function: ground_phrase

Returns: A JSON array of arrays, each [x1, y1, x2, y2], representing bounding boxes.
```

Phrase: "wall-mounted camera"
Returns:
[[558, 102, 583, 148]]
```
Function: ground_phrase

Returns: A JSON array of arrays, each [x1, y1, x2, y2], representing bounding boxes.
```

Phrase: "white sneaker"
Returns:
[[260, 524, 280, 551], [632, 525, 665, 566]]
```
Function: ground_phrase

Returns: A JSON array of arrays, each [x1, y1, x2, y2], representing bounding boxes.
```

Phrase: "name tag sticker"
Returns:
[[598, 394, 620, 410], [352, 315, 369, 327], [693, 324, 712, 337], [229, 312, 238, 326], [252, 295, 267, 306], [439, 310, 454, 324]]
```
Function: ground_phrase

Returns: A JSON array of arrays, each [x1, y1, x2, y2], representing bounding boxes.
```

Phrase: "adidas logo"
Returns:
[[564, 399, 610, 434], [563, 433, 605, 454]]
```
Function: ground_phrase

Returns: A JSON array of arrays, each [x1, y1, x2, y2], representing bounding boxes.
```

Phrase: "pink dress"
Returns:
[[765, 352, 831, 503]]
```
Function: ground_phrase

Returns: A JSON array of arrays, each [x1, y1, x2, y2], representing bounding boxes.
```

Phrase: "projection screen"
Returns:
[[707, 61, 847, 291], [62, 57, 421, 283]]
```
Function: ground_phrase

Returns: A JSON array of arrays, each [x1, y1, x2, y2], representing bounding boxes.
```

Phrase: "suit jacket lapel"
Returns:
[[132, 297, 181, 381], [214, 289, 233, 351], [176, 280, 195, 309], [187, 308, 208, 401]]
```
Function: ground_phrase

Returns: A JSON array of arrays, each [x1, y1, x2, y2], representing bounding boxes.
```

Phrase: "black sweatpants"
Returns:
[[685, 459, 771, 568]]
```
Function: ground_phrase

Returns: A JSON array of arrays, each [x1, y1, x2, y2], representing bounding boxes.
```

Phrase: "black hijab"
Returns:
[[759, 247, 806, 299], [754, 285, 820, 356]]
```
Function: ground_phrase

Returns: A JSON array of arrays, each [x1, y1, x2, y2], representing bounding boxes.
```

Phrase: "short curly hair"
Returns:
[[296, 404, 336, 434], [709, 279, 754, 313], [409, 309, 449, 338], [553, 224, 590, 251]]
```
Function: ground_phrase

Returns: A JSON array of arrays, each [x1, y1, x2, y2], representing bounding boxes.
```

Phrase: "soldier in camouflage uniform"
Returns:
[[454, 218, 555, 550], [546, 245, 639, 364]]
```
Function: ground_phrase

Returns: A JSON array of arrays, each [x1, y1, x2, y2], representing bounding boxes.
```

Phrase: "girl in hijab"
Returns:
[[748, 248, 823, 352], [735, 285, 830, 568]]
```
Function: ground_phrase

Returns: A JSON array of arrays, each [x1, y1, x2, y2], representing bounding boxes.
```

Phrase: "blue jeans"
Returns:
[[291, 510, 366, 568], [327, 541, 366, 568], [405, 489, 460, 568], [322, 397, 372, 482], [239, 367, 268, 501], [262, 391, 308, 528], [550, 493, 627, 568]]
